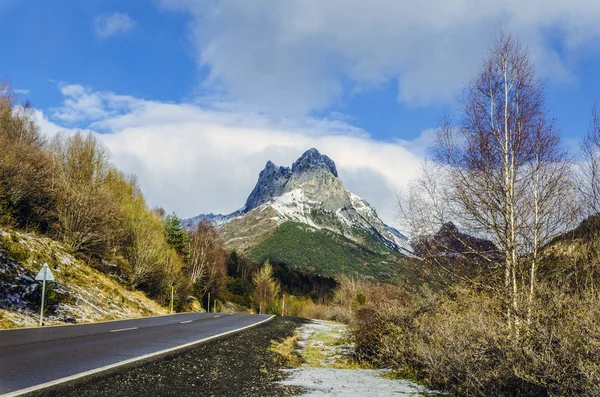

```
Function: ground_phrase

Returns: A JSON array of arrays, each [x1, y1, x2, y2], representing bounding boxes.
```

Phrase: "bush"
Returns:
[[350, 283, 600, 396], [25, 282, 60, 315], [227, 277, 247, 296], [298, 299, 331, 320]]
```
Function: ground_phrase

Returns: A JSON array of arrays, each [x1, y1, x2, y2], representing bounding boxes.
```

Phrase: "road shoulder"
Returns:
[[31, 316, 306, 397]]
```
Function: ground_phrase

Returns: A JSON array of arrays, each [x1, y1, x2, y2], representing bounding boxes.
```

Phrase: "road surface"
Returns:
[[0, 313, 272, 396]]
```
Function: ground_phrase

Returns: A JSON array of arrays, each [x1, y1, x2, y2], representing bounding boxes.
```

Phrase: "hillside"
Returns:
[[0, 227, 166, 328], [247, 222, 416, 283], [539, 214, 600, 289]]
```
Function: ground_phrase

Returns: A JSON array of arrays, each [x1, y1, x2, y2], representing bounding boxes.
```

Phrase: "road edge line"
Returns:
[[0, 311, 196, 333], [1, 315, 275, 397]]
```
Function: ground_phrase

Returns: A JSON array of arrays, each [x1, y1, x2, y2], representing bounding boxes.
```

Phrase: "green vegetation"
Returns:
[[248, 221, 414, 283], [164, 212, 189, 253]]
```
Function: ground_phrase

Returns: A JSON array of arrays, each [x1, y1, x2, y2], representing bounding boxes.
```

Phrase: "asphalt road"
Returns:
[[0, 313, 272, 396]]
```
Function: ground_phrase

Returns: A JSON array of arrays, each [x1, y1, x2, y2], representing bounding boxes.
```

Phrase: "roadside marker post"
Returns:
[[170, 285, 174, 315], [35, 263, 55, 326]]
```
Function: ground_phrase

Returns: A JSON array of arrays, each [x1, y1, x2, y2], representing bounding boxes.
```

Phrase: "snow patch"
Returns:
[[268, 189, 321, 229], [279, 320, 432, 396]]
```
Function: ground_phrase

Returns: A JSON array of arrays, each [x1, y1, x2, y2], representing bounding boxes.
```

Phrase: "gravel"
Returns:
[[34, 316, 306, 397]]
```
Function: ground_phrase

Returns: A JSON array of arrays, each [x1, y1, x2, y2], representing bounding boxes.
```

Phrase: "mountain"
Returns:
[[185, 148, 414, 282], [412, 222, 501, 262]]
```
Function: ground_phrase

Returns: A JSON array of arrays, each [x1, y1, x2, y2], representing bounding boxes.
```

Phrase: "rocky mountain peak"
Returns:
[[243, 160, 292, 212], [243, 148, 339, 213], [291, 148, 338, 177], [184, 147, 414, 258]]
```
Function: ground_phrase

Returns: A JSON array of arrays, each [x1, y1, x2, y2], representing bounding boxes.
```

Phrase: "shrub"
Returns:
[[350, 283, 600, 396]]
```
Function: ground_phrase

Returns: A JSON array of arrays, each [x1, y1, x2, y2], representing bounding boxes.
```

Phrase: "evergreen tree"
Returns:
[[164, 212, 188, 253]]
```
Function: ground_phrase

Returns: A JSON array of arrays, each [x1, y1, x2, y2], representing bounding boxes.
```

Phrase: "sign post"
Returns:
[[170, 285, 174, 315], [35, 263, 55, 326]]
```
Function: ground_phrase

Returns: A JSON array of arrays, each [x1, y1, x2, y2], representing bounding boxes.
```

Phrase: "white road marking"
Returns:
[[180, 320, 193, 324], [213, 315, 220, 318], [109, 327, 138, 333], [2, 316, 274, 397]]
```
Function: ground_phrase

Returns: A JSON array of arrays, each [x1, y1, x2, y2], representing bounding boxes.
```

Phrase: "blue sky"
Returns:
[[2, 0, 600, 225]]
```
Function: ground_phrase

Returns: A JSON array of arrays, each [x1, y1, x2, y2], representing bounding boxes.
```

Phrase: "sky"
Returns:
[[2, 0, 600, 228]]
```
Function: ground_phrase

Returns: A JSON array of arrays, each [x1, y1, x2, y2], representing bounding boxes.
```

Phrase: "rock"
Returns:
[[244, 160, 292, 212], [291, 148, 338, 177]]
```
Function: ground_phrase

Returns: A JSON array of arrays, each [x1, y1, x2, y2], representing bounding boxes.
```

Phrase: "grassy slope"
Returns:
[[0, 227, 167, 328], [248, 221, 418, 284]]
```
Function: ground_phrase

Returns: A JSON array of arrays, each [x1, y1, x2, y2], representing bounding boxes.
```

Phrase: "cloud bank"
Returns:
[[160, 0, 600, 112], [39, 84, 427, 227]]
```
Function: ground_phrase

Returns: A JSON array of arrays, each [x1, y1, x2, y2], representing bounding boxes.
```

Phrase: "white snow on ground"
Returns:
[[279, 320, 433, 396], [280, 368, 428, 396]]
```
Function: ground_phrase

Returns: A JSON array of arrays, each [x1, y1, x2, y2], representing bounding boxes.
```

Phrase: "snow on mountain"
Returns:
[[184, 148, 414, 256]]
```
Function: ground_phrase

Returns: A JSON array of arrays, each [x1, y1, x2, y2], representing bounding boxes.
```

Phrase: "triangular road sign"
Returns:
[[35, 263, 55, 281]]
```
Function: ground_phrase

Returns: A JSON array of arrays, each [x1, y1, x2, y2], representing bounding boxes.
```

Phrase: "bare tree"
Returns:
[[522, 122, 576, 325], [579, 106, 600, 216], [430, 32, 573, 332], [187, 221, 227, 295], [0, 80, 56, 231], [49, 132, 120, 257]]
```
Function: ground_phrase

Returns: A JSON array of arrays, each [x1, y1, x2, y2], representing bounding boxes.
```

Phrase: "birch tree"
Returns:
[[432, 32, 572, 332]]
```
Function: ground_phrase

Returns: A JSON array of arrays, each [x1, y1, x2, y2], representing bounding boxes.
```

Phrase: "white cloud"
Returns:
[[93, 12, 136, 39], [160, 0, 600, 112], [51, 84, 138, 124], [14, 89, 29, 95], [39, 86, 426, 228]]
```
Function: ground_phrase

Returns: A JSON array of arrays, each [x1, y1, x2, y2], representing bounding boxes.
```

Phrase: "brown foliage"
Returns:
[[187, 221, 227, 296], [0, 80, 190, 307], [49, 132, 123, 258], [350, 282, 600, 396], [0, 82, 56, 231]]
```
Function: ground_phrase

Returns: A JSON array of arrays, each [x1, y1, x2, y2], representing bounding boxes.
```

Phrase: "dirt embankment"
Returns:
[[35, 316, 306, 397]]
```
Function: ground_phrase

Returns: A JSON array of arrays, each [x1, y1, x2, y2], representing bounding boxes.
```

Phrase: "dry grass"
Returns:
[[0, 227, 167, 328], [269, 333, 302, 367], [0, 312, 17, 329], [350, 283, 600, 396]]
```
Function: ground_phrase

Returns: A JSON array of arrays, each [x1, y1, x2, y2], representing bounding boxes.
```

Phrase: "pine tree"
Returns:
[[164, 212, 188, 253]]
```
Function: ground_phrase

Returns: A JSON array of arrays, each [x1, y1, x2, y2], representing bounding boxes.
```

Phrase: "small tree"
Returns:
[[252, 261, 280, 314], [186, 221, 227, 301], [164, 212, 188, 254]]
